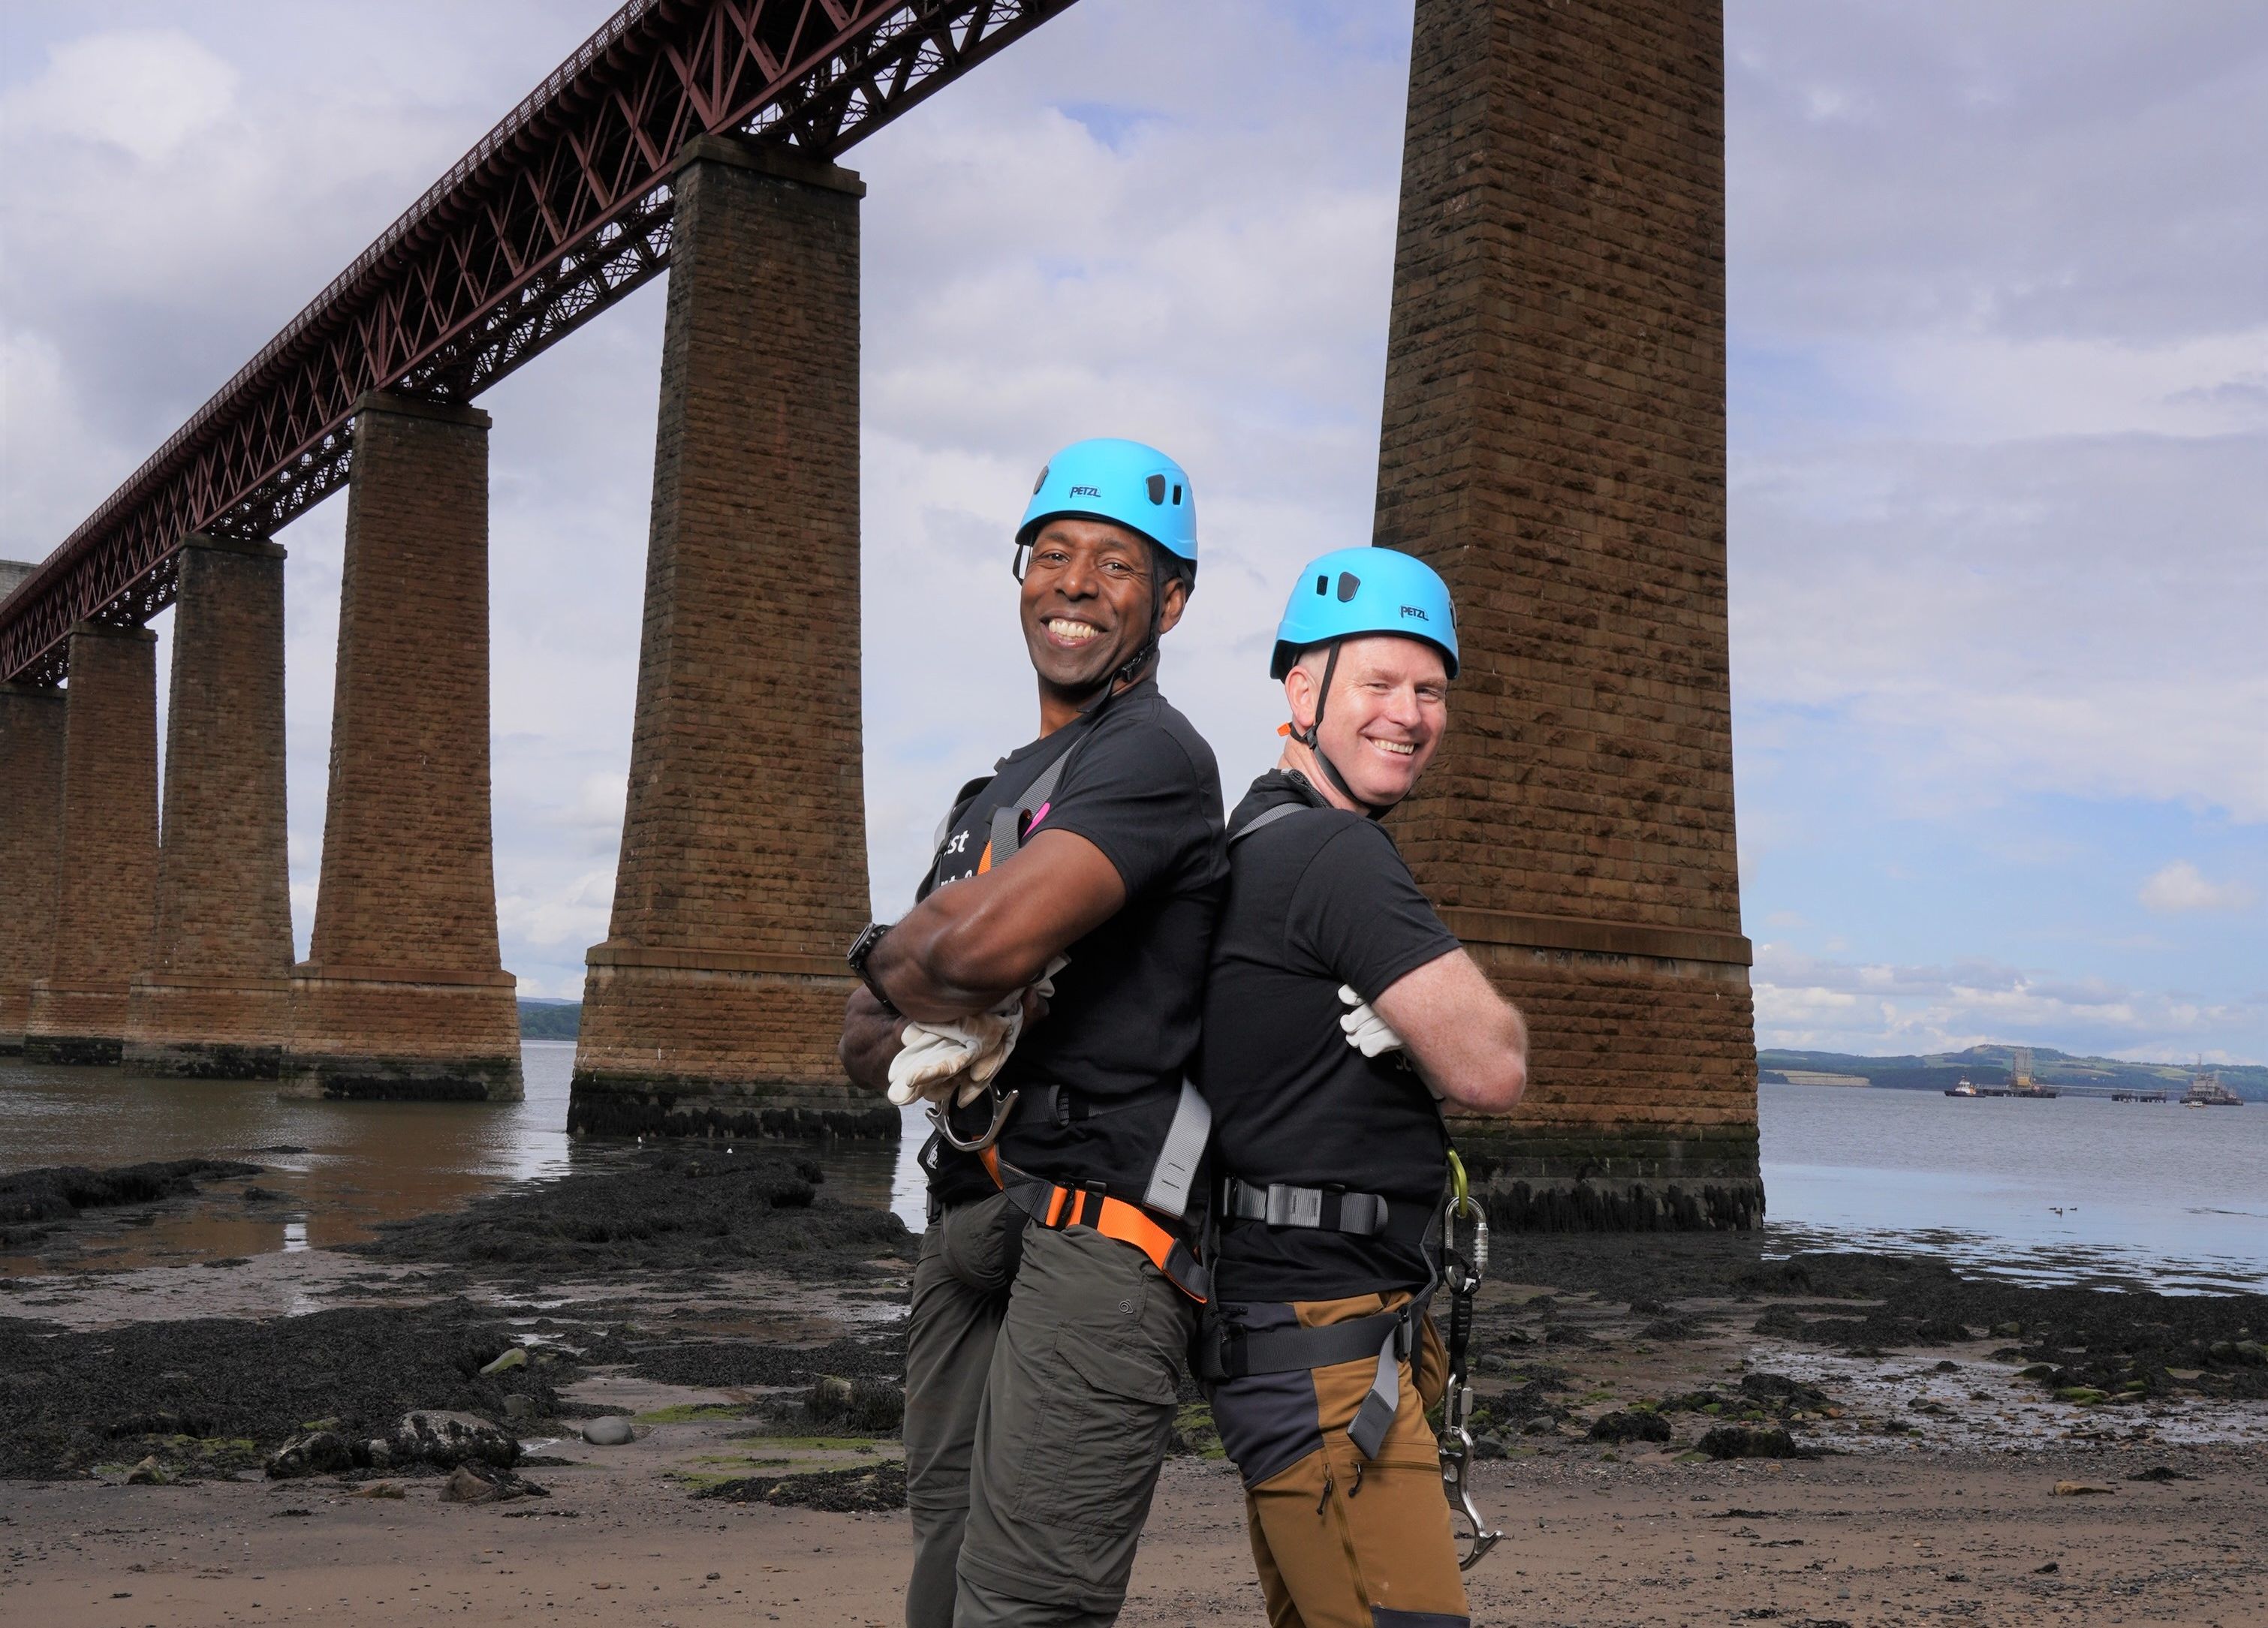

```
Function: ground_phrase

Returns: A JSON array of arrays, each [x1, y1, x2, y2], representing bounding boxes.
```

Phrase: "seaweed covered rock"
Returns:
[[343, 1145, 908, 1276], [1587, 1410, 1671, 1444]]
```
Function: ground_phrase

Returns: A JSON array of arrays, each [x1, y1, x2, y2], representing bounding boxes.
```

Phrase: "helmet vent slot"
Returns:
[[1146, 474, 1167, 504], [1315, 575, 1329, 596], [1336, 572, 1361, 603]]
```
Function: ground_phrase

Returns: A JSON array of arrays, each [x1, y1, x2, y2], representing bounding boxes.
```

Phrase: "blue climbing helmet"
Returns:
[[1270, 545, 1458, 680], [1271, 546, 1459, 817], [1018, 438, 1198, 567]]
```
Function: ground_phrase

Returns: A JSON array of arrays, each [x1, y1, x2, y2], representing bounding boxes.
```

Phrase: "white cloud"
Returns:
[[2, 29, 239, 163], [2139, 860, 2257, 915], [1751, 942, 2261, 1061]]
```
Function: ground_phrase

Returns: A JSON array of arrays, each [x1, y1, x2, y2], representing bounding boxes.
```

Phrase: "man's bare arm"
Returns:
[[864, 828, 1126, 1022], [1371, 949, 1529, 1113], [839, 986, 905, 1094]]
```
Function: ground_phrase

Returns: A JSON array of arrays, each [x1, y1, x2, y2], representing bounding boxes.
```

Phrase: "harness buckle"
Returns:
[[1263, 1183, 1322, 1229], [929, 1085, 1020, 1154]]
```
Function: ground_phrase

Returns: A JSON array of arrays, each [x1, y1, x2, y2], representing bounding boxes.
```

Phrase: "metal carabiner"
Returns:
[[1439, 1180, 1502, 1570], [1441, 1396, 1503, 1569], [929, 1085, 1020, 1154]]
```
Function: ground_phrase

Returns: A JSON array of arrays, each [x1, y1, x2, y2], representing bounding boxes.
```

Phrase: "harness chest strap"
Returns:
[[980, 1145, 1211, 1303]]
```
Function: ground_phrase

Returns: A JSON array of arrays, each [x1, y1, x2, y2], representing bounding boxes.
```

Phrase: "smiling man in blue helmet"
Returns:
[[838, 438, 1226, 1627], [1195, 546, 1529, 1627]]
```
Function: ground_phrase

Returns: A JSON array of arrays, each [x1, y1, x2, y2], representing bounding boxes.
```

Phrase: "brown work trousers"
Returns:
[[904, 1191, 1195, 1627], [1214, 1293, 1470, 1628]]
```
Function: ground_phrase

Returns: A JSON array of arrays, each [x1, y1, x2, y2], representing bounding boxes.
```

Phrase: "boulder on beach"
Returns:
[[264, 1430, 354, 1479], [1697, 1425, 1802, 1461], [393, 1409, 520, 1470], [442, 1464, 504, 1504], [581, 1415, 634, 1446]]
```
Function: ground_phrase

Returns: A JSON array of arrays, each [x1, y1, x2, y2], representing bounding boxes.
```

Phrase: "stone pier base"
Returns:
[[21, 993, 129, 1067], [568, 957, 892, 1139], [282, 967, 521, 1100], [122, 975, 292, 1078], [1449, 1124, 1764, 1232]]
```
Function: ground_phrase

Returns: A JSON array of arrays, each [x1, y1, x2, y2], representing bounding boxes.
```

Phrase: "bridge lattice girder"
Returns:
[[0, 0, 1076, 686]]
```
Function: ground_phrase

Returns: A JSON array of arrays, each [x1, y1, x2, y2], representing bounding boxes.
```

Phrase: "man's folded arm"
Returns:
[[865, 828, 1127, 1023], [1371, 948, 1529, 1114]]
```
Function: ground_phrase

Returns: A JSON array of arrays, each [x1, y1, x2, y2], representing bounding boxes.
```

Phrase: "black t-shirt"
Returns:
[[1197, 769, 1462, 1301], [917, 679, 1226, 1208]]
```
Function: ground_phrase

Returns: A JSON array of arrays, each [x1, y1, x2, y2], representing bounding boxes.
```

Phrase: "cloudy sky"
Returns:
[[3, 2, 2261, 1064]]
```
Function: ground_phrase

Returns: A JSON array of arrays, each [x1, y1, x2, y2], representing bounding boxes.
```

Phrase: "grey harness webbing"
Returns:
[[1143, 1079, 1211, 1220], [1228, 799, 1309, 845], [1221, 1177, 1388, 1236]]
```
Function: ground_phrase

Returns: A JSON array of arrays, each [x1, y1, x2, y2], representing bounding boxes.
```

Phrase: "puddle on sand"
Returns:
[[1, 1045, 931, 1274]]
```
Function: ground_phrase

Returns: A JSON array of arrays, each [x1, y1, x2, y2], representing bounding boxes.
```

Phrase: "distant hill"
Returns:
[[517, 998, 580, 1040], [1760, 1043, 2268, 1102]]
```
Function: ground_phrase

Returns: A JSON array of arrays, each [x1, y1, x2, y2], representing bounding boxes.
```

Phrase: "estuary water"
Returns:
[[2, 1047, 2261, 1291]]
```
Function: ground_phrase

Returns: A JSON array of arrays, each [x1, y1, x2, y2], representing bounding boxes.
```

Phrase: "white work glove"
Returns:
[[885, 957, 1070, 1107], [1339, 984, 1446, 1100], [1338, 985, 1405, 1058]]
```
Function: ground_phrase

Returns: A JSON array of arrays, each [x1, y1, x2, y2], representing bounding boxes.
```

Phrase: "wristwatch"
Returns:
[[846, 920, 901, 1017]]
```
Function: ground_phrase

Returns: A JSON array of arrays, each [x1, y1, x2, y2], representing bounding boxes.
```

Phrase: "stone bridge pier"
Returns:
[[0, 666, 66, 1054], [23, 622, 160, 1064], [1379, 0, 1759, 1228], [282, 393, 521, 1100], [123, 536, 295, 1076], [568, 137, 882, 1141]]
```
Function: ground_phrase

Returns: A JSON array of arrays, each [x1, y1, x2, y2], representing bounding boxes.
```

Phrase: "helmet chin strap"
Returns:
[[1291, 639, 1392, 820]]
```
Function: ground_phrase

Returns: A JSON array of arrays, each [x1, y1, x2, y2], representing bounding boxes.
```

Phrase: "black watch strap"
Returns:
[[846, 920, 901, 1017]]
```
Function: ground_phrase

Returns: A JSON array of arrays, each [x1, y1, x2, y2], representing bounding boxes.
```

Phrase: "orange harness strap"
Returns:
[[981, 1146, 1209, 1303]]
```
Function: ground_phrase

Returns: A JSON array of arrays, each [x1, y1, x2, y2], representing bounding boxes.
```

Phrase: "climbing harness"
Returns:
[[974, 1077, 1213, 1303], [1438, 1149, 1503, 1571]]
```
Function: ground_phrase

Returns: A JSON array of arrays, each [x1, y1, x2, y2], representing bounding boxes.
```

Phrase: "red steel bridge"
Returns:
[[0, 0, 1073, 686]]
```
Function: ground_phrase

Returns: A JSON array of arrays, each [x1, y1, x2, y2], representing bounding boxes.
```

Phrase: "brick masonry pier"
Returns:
[[0, 673, 66, 1053], [282, 394, 521, 1101], [124, 536, 295, 1077], [569, 138, 885, 1142], [25, 622, 160, 1065], [1377, 0, 1760, 1229]]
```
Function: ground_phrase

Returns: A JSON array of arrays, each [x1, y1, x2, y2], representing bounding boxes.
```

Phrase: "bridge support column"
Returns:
[[283, 393, 520, 1101], [0, 681, 67, 1052], [25, 623, 160, 1064], [124, 536, 294, 1076], [569, 137, 882, 1141], [1376, 0, 1758, 1228]]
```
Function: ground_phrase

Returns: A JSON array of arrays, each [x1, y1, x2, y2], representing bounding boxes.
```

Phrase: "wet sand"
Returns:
[[6, 1441, 2264, 1626], [5, 1149, 2266, 1626]]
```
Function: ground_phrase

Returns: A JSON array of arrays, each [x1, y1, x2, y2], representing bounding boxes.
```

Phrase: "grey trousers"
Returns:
[[904, 1192, 1195, 1628]]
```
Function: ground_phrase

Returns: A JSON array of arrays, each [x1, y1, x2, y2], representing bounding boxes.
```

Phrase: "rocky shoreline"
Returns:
[[2, 1150, 2264, 1622]]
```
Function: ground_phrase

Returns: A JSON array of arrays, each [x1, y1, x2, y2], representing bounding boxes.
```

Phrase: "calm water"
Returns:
[[1760, 1080, 2268, 1293], [2, 1051, 2261, 1289]]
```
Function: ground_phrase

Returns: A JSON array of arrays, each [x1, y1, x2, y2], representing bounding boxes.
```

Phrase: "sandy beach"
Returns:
[[5, 1145, 2265, 1626]]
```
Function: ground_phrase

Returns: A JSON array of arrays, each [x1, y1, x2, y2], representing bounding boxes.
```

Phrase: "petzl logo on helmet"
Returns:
[[1069, 484, 1102, 498], [1400, 605, 1429, 621]]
